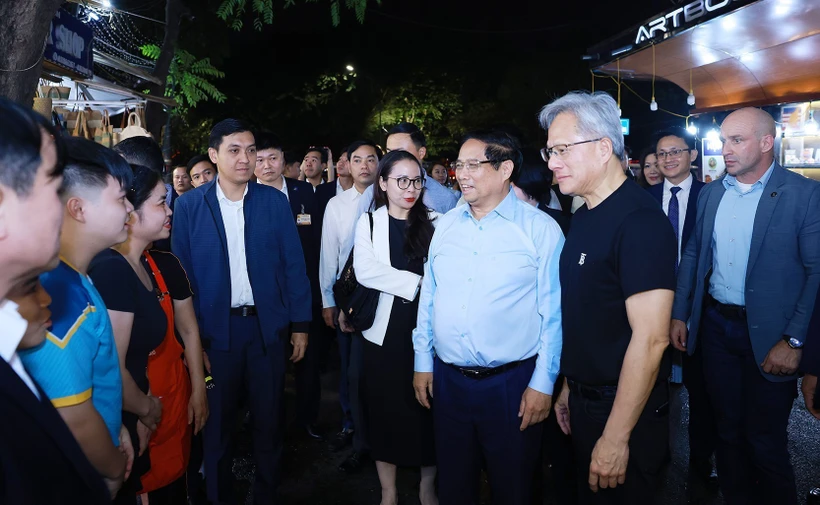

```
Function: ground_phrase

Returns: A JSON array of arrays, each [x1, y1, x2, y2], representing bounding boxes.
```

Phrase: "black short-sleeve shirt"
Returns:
[[560, 179, 677, 386], [144, 249, 194, 301]]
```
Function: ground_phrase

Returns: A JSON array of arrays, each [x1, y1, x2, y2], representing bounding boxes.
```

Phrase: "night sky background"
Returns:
[[130, 0, 692, 160]]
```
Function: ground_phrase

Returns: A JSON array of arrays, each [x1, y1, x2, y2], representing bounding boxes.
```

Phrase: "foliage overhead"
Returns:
[[140, 44, 227, 113], [216, 0, 378, 30]]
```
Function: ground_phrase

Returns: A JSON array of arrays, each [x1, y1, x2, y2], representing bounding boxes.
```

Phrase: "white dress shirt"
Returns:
[[0, 300, 40, 399], [216, 178, 255, 307], [336, 178, 345, 196], [662, 173, 693, 261], [319, 186, 364, 308]]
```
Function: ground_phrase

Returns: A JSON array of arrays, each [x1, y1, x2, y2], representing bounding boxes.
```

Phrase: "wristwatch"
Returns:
[[783, 335, 804, 349]]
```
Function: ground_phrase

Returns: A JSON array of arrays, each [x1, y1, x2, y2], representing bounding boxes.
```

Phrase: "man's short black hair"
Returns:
[[0, 96, 66, 196], [284, 150, 301, 166], [512, 148, 552, 204], [387, 122, 426, 149], [255, 131, 284, 153], [346, 140, 381, 160], [209, 119, 253, 150], [63, 138, 133, 196], [113, 136, 165, 173], [459, 129, 522, 182], [653, 126, 696, 151], [186, 154, 213, 176], [305, 146, 328, 164]]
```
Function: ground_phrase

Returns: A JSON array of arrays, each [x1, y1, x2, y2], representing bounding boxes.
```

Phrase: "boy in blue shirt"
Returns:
[[20, 138, 136, 497]]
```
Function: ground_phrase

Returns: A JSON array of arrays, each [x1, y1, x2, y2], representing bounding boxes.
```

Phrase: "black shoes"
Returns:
[[303, 424, 324, 441], [329, 429, 354, 452], [338, 451, 367, 473]]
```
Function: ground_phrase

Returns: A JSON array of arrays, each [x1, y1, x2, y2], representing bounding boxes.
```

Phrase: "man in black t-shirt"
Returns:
[[540, 91, 677, 505]]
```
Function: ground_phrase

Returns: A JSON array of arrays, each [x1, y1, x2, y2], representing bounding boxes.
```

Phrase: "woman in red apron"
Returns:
[[91, 164, 208, 504]]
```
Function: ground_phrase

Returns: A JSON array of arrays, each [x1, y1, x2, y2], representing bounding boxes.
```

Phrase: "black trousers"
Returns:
[[292, 306, 325, 426], [569, 380, 669, 505], [700, 305, 797, 505], [682, 343, 717, 484], [434, 357, 543, 505], [203, 316, 286, 505]]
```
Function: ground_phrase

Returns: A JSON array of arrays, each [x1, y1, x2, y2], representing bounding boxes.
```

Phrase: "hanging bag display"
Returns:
[[71, 110, 93, 140], [120, 111, 152, 141], [32, 87, 60, 119], [93, 110, 115, 148]]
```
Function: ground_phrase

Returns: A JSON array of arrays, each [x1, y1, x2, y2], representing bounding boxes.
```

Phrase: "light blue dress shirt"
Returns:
[[412, 190, 564, 394], [709, 162, 775, 305]]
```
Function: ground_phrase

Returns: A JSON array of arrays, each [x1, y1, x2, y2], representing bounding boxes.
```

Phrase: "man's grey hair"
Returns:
[[538, 91, 625, 160]]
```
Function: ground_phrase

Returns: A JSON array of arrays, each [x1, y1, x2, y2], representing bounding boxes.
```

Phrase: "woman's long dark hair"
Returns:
[[373, 150, 435, 261]]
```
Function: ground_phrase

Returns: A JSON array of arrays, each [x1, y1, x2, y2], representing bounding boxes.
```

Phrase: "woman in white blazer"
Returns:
[[341, 150, 440, 505]]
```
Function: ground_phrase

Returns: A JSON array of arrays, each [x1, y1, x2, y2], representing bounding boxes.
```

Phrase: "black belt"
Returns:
[[567, 379, 618, 401], [706, 294, 746, 320], [443, 356, 533, 380], [230, 305, 257, 317]]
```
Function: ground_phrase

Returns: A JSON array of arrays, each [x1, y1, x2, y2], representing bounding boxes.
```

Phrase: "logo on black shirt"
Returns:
[[578, 253, 587, 265]]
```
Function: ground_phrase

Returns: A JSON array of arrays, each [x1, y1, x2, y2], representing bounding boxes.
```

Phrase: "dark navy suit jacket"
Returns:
[[284, 178, 322, 309], [171, 179, 312, 351], [0, 359, 110, 504], [315, 180, 337, 223], [647, 176, 705, 252]]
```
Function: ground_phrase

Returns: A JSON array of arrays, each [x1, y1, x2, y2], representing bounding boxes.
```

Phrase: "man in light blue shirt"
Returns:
[[672, 107, 820, 505], [411, 130, 563, 504]]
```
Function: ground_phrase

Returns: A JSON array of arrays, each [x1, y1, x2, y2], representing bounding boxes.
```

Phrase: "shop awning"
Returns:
[[587, 0, 820, 112]]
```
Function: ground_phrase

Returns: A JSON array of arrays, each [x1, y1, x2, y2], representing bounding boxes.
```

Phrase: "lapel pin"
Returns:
[[771, 192, 777, 197]]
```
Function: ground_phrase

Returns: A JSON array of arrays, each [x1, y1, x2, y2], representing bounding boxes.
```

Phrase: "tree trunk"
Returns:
[[0, 0, 64, 105], [144, 0, 188, 144]]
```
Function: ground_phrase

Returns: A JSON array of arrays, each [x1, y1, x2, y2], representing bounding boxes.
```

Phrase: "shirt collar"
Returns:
[[462, 187, 518, 221], [0, 300, 28, 363], [663, 173, 693, 192], [723, 161, 775, 192], [215, 176, 248, 204]]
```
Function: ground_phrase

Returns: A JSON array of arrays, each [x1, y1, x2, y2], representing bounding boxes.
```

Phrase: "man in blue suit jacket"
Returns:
[[647, 129, 714, 501], [254, 131, 326, 440], [172, 120, 312, 505], [671, 108, 820, 505]]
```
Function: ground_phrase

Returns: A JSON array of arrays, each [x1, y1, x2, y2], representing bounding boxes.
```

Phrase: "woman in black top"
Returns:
[[511, 149, 570, 236], [89, 164, 208, 504], [341, 150, 439, 505]]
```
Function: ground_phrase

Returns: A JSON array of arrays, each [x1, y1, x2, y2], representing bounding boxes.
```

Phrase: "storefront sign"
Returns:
[[621, 118, 630, 136], [44, 8, 93, 78]]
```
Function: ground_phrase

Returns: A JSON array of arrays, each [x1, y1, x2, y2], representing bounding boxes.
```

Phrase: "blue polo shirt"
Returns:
[[20, 260, 123, 445]]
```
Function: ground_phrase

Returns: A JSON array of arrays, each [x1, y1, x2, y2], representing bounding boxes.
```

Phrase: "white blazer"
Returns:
[[353, 205, 440, 346]]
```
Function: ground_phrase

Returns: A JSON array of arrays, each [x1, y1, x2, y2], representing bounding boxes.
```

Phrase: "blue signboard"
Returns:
[[44, 8, 93, 78], [621, 118, 630, 136]]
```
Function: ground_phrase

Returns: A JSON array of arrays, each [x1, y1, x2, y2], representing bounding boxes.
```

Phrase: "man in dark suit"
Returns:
[[172, 119, 312, 505], [671, 108, 820, 505], [254, 131, 325, 440], [647, 128, 714, 502], [0, 97, 111, 504]]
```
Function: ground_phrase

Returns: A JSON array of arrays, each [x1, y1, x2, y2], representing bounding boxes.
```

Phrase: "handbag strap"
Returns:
[[368, 211, 373, 239]]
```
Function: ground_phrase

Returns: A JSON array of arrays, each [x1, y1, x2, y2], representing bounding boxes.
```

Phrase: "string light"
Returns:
[[706, 117, 720, 141], [685, 116, 697, 136], [650, 43, 658, 111], [687, 68, 696, 106]]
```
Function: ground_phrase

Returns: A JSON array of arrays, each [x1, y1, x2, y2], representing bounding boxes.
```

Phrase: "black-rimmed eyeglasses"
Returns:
[[541, 138, 603, 161], [387, 176, 424, 190]]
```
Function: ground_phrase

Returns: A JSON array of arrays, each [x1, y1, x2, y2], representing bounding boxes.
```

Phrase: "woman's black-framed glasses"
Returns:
[[388, 176, 424, 190]]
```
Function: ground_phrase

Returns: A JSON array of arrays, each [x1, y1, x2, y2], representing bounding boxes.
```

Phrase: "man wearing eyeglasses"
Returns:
[[648, 128, 715, 502], [542, 91, 678, 505], [412, 129, 564, 504], [672, 108, 820, 505]]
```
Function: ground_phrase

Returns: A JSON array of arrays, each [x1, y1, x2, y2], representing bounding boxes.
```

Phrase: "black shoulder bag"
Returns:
[[332, 212, 379, 331]]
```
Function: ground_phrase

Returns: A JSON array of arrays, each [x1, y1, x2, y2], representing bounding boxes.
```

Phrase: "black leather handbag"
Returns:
[[332, 212, 379, 331]]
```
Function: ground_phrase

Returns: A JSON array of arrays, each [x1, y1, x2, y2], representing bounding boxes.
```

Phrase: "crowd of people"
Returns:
[[2, 87, 820, 505]]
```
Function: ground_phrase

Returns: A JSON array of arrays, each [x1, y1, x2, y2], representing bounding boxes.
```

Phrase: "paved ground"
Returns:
[[225, 344, 820, 504]]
